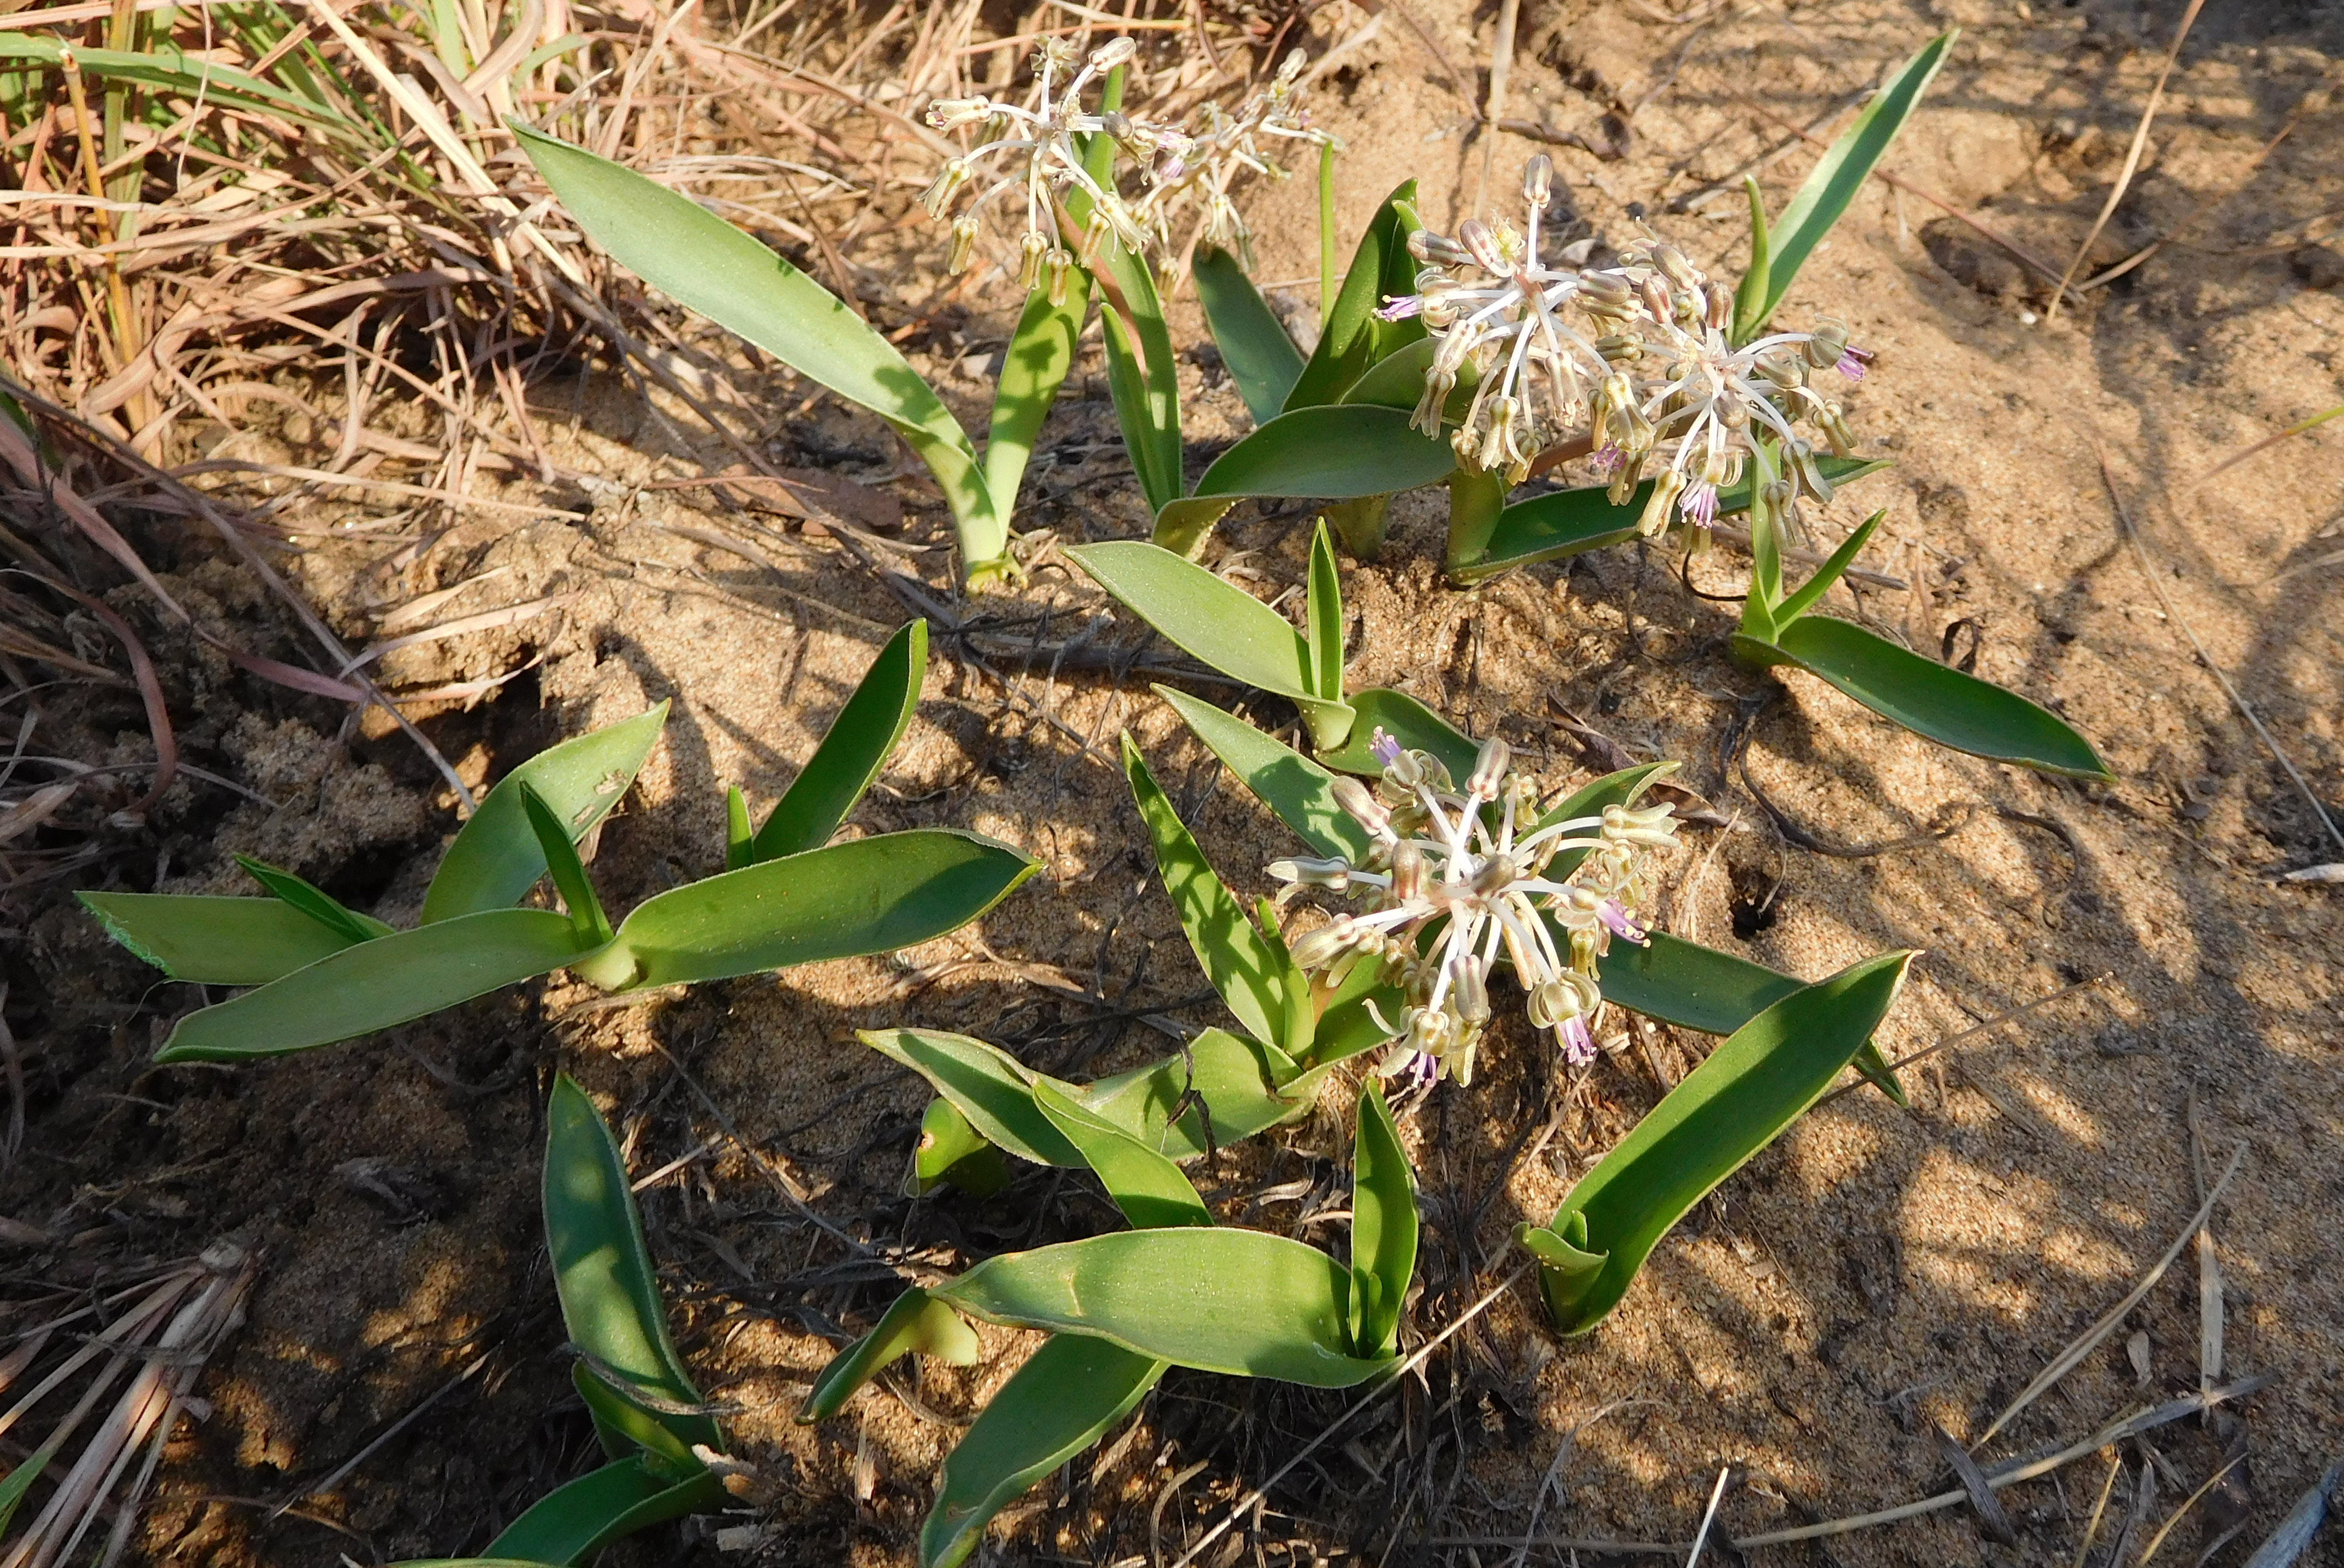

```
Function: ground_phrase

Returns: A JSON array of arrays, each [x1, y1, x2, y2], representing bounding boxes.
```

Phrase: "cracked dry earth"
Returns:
[[7, 0, 2343, 1564]]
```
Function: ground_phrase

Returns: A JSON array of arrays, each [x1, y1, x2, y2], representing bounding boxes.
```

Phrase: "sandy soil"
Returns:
[[7, 0, 2343, 1564]]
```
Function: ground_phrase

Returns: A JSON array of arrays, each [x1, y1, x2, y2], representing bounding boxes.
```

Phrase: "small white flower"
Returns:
[[1136, 49, 1333, 272]]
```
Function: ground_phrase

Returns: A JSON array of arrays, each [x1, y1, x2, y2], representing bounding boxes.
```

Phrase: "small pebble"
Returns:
[[2290, 245, 2344, 290]]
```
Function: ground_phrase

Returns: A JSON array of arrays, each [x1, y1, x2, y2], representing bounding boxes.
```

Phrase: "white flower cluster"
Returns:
[[1383, 155, 1869, 536], [921, 40, 1328, 290], [1270, 731, 1678, 1088]]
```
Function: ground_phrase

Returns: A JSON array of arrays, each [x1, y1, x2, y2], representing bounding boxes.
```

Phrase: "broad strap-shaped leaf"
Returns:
[[1337, 334, 1479, 419], [574, 829, 1038, 991], [1530, 951, 1912, 1335], [1775, 509, 1887, 623], [153, 909, 592, 1061], [1082, 1027, 1318, 1159], [1734, 175, 1771, 347], [1068, 541, 1352, 748], [1347, 1081, 1417, 1359], [511, 126, 1006, 573], [1157, 687, 1372, 862], [1305, 521, 1345, 702], [1195, 244, 1304, 426], [915, 1097, 1010, 1197], [1315, 688, 1476, 780], [1444, 467, 1508, 578], [1033, 1081, 1213, 1230], [862, 1028, 1083, 1167], [1734, 618, 2112, 779], [481, 1457, 723, 1566], [1308, 985, 1408, 1071], [1742, 437, 1787, 632], [986, 280, 1090, 519], [1284, 180, 1422, 410], [520, 784, 617, 948], [1459, 458, 1888, 584], [80, 892, 369, 986], [232, 856, 396, 944], [424, 703, 668, 923], [751, 620, 926, 862], [1151, 406, 1454, 560], [724, 787, 753, 873], [921, 1336, 1164, 1568], [1596, 932, 1906, 1104], [801, 1285, 982, 1422], [1123, 735, 1312, 1056], [933, 1229, 1392, 1387], [1734, 32, 1956, 340], [545, 1076, 721, 1455]]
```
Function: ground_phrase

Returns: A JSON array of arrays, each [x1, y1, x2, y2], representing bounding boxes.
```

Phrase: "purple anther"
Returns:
[[1597, 899, 1648, 944], [1683, 481, 1719, 531], [1375, 295, 1425, 322], [1591, 442, 1625, 475], [1370, 727, 1404, 767], [1560, 1016, 1597, 1068], [1837, 346, 1872, 381]]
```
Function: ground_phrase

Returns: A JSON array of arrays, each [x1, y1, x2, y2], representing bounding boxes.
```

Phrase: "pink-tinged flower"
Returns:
[[1590, 442, 1625, 476], [1682, 480, 1719, 531], [1369, 726, 1403, 768], [1836, 346, 1872, 381], [1560, 1015, 1597, 1068], [1375, 295, 1424, 321], [1596, 899, 1648, 943]]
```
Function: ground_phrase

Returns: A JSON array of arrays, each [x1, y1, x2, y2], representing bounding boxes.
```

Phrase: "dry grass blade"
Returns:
[[2047, 0, 2207, 318], [1683, 1464, 1732, 1564], [2195, 404, 2344, 492], [1972, 1144, 2242, 1450], [2242, 1458, 2341, 1568], [2070, 1452, 2124, 1568], [1813, 973, 2108, 1110], [1934, 1425, 2018, 1544], [2135, 1456, 2245, 1565], [2186, 1093, 2225, 1415]]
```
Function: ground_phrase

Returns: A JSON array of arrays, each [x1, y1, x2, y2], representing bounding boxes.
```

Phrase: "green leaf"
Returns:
[[862, 1028, 1083, 1167], [79, 892, 369, 985], [545, 1077, 721, 1455], [1596, 931, 1904, 1104], [1347, 1081, 1417, 1359], [1731, 175, 1773, 347], [1744, 437, 1786, 622], [1444, 466, 1508, 578], [1531, 951, 1913, 1334], [520, 784, 616, 948], [986, 277, 1090, 518], [1530, 762, 1678, 883], [1337, 334, 1478, 418], [0, 34, 348, 127], [0, 1434, 57, 1536], [1314, 688, 1477, 781], [1737, 32, 1956, 339], [1734, 617, 2112, 779], [751, 620, 926, 862], [801, 1285, 982, 1422], [572, 1364, 698, 1469], [1157, 687, 1371, 861], [1284, 181, 1422, 410], [1082, 1027, 1320, 1159], [424, 704, 668, 924], [933, 1229, 1392, 1387], [481, 1458, 722, 1566], [1305, 520, 1345, 702], [576, 830, 1038, 991], [1151, 406, 1455, 560], [1067, 541, 1352, 749], [1459, 458, 1888, 584], [915, 1097, 1010, 1197], [1306, 985, 1408, 1072], [921, 1336, 1164, 1568], [1033, 1081, 1212, 1230], [1123, 735, 1311, 1056], [1195, 244, 1305, 426], [511, 126, 1006, 577], [724, 786, 753, 873], [231, 856, 396, 945], [1775, 508, 1887, 623], [153, 909, 590, 1061]]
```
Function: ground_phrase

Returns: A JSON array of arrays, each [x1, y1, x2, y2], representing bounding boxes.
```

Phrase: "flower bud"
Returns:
[[1637, 469, 1685, 538], [1452, 957, 1491, 1024], [921, 158, 970, 220], [1653, 243, 1701, 291], [925, 96, 991, 131], [1467, 737, 1511, 800], [1595, 333, 1644, 364], [1388, 842, 1426, 902], [1523, 153, 1554, 210], [1088, 35, 1137, 70], [1804, 320, 1851, 371], [1459, 218, 1508, 276], [1704, 280, 1733, 331], [1290, 917, 1362, 970], [947, 217, 978, 274], [1017, 230, 1048, 289], [1332, 776, 1391, 836], [1046, 248, 1073, 306], [1269, 856, 1352, 890]]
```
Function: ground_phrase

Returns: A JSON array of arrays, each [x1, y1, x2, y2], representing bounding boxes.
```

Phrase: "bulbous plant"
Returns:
[[78, 621, 1036, 1059], [804, 685, 1914, 1566]]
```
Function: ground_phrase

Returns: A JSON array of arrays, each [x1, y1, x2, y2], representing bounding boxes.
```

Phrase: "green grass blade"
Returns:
[[1033, 1081, 1212, 1230], [801, 1286, 982, 1422], [1742, 32, 1956, 338], [512, 126, 1004, 575], [545, 1076, 720, 1454], [1460, 458, 1887, 584], [519, 784, 616, 948], [1348, 1081, 1417, 1359], [1736, 618, 2112, 778], [79, 891, 368, 985], [1596, 931, 1905, 1104], [860, 1028, 1083, 1167], [1305, 520, 1345, 702], [154, 909, 590, 1061], [1531, 952, 1913, 1335], [1123, 735, 1311, 1056], [1194, 244, 1305, 426], [1314, 688, 1476, 780], [1284, 181, 1421, 410], [724, 786, 753, 873], [933, 1230, 1391, 1387], [1775, 508, 1887, 623], [481, 1458, 722, 1566], [1156, 687, 1372, 862], [921, 1337, 1164, 1568], [751, 620, 926, 862], [0, 35, 348, 127], [585, 830, 1037, 990], [231, 856, 395, 944], [1151, 406, 1455, 559], [424, 704, 667, 923], [0, 1435, 58, 1535], [984, 278, 1090, 518]]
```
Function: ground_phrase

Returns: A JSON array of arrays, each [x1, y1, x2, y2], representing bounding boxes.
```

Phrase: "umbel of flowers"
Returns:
[[1271, 732, 1679, 1087], [1384, 156, 1870, 539]]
